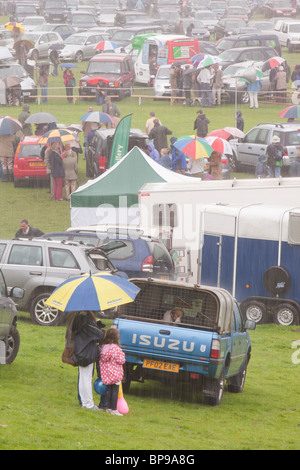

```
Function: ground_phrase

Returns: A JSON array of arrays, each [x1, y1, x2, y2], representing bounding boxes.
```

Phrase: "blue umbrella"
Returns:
[[0, 116, 22, 135], [79, 111, 114, 124], [59, 63, 78, 68]]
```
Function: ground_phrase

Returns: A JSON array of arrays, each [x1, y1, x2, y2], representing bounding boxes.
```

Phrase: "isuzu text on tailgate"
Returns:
[[113, 279, 255, 406]]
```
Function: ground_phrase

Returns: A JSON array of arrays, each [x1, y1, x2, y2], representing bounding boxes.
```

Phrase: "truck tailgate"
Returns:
[[115, 318, 217, 374]]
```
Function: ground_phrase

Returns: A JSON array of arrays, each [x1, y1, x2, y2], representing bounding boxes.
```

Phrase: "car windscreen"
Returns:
[[156, 67, 170, 79], [72, 14, 96, 23], [111, 30, 134, 41], [18, 144, 43, 158], [86, 61, 122, 74], [65, 35, 86, 45], [0, 65, 28, 79], [219, 49, 241, 60]]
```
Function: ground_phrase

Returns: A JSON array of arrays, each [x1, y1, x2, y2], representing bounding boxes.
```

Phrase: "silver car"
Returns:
[[59, 32, 106, 62], [153, 64, 172, 98], [25, 31, 64, 60], [0, 239, 119, 326]]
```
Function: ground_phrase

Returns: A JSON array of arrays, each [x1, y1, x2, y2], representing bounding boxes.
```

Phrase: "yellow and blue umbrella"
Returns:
[[38, 128, 76, 144], [45, 272, 140, 312]]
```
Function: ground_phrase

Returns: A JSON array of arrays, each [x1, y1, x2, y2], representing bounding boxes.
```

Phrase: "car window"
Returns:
[[49, 248, 79, 269], [102, 240, 134, 260], [285, 130, 300, 146], [256, 129, 270, 144], [233, 303, 243, 332], [0, 243, 6, 261], [8, 245, 43, 266], [18, 144, 43, 158], [244, 128, 260, 143]]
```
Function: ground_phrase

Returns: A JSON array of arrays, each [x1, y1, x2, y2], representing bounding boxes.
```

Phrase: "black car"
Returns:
[[86, 127, 148, 178], [41, 0, 69, 23], [218, 46, 277, 70], [214, 18, 247, 40]]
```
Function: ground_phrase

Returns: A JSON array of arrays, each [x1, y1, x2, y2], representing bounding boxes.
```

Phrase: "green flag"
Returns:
[[110, 114, 132, 168]]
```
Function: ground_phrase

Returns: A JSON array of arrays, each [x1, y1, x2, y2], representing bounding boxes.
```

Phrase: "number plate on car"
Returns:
[[143, 359, 179, 373], [29, 162, 44, 166]]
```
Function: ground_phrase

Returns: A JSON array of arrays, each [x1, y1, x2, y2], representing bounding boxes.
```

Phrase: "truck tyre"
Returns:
[[274, 303, 298, 326], [122, 364, 132, 393], [6, 326, 20, 364], [228, 361, 247, 393], [204, 370, 225, 406], [263, 266, 290, 295], [30, 292, 65, 326], [242, 300, 268, 324]]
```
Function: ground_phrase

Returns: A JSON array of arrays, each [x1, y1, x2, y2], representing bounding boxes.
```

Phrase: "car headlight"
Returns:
[[80, 81, 87, 87]]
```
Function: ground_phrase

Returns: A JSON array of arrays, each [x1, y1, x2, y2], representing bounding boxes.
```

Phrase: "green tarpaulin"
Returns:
[[71, 146, 192, 209]]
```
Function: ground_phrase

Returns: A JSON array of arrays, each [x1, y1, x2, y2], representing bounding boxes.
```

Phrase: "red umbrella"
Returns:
[[207, 129, 231, 140], [205, 136, 233, 155]]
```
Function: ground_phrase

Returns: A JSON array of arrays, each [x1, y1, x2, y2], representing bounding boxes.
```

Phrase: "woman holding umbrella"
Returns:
[[49, 142, 65, 201], [63, 67, 75, 104]]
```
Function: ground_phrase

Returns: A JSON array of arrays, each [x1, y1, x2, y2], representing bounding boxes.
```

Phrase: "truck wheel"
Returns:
[[204, 370, 225, 406], [228, 151, 240, 172], [30, 292, 65, 326], [122, 365, 132, 394], [228, 361, 247, 393], [242, 300, 268, 324], [274, 303, 298, 326], [6, 326, 20, 364]]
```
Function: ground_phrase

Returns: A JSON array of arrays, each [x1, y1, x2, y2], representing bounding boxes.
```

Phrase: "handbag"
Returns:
[[62, 346, 76, 366], [69, 77, 76, 87]]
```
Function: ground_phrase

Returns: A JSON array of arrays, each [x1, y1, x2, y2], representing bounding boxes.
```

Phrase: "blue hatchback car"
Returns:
[[40, 229, 175, 280]]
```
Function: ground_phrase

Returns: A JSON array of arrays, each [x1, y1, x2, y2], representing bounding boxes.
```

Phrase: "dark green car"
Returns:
[[0, 270, 24, 364]]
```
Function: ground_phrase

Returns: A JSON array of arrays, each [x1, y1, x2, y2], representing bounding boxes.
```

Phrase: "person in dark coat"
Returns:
[[18, 104, 33, 136], [15, 219, 44, 238], [49, 142, 65, 201], [193, 110, 210, 138], [235, 110, 244, 132], [148, 119, 172, 153]]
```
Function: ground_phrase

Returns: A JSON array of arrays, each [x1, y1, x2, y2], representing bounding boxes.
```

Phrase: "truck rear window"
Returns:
[[118, 283, 219, 330]]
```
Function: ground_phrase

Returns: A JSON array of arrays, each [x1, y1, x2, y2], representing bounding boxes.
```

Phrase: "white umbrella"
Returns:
[[223, 127, 245, 138]]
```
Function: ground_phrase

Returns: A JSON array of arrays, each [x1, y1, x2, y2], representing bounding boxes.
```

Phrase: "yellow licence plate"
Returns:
[[143, 359, 179, 373], [29, 162, 44, 166]]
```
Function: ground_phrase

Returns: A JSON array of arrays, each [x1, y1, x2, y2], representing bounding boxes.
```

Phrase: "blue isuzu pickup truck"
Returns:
[[113, 278, 256, 406]]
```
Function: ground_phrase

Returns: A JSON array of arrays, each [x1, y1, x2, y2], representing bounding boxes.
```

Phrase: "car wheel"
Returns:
[[227, 361, 248, 393], [5, 326, 20, 364], [274, 303, 299, 326], [30, 292, 65, 326], [32, 49, 39, 61], [239, 91, 249, 104], [204, 369, 225, 406], [75, 51, 83, 62], [228, 151, 240, 172]]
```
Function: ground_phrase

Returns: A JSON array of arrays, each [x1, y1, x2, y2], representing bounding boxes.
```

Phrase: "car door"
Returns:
[[237, 127, 270, 167], [0, 242, 46, 307], [228, 302, 249, 375], [37, 33, 50, 58]]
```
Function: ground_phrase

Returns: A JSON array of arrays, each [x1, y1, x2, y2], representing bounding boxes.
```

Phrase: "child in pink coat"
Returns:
[[99, 328, 125, 416]]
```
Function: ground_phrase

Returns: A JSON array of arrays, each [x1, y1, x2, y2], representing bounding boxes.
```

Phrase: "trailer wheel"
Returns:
[[263, 266, 290, 295], [242, 300, 268, 324], [274, 303, 299, 327]]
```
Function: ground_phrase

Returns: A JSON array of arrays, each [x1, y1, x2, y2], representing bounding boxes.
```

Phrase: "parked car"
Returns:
[[69, 11, 100, 32], [0, 62, 37, 102], [208, 0, 227, 18], [218, 46, 277, 69], [22, 16, 46, 32], [13, 3, 37, 22], [275, 20, 300, 52], [216, 33, 282, 56], [41, 0, 69, 23], [174, 19, 210, 41], [110, 25, 164, 48], [0, 239, 122, 326], [0, 269, 24, 364], [25, 31, 64, 60], [222, 6, 250, 22], [0, 27, 15, 50], [86, 127, 147, 177], [13, 136, 48, 188], [229, 122, 300, 172], [38, 23, 77, 40], [79, 53, 135, 100], [41, 227, 175, 280], [214, 18, 247, 39], [221, 61, 271, 104], [58, 32, 106, 62], [194, 9, 219, 34], [262, 0, 297, 18]]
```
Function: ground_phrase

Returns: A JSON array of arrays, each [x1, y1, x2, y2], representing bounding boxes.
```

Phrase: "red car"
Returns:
[[13, 136, 48, 187]]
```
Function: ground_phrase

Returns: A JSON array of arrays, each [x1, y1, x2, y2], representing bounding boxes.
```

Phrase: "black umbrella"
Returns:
[[49, 43, 65, 51]]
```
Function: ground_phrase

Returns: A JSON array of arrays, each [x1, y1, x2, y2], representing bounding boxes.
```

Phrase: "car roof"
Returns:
[[20, 136, 42, 144], [89, 53, 130, 61]]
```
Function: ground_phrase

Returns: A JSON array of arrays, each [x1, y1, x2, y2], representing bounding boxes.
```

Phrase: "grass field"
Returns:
[[0, 316, 299, 450], [0, 17, 299, 450]]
